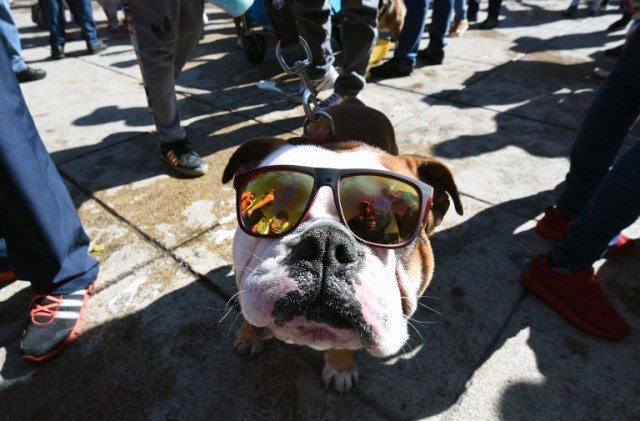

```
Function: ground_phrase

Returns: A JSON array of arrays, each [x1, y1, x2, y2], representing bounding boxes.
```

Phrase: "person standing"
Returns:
[[0, 46, 99, 361], [41, 0, 108, 59], [521, 28, 640, 341]]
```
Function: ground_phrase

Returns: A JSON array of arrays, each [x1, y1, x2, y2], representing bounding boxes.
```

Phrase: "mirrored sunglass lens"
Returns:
[[339, 175, 421, 245], [239, 170, 314, 236]]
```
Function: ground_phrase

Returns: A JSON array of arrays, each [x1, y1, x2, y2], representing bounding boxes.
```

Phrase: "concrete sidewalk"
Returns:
[[1, 0, 639, 419]]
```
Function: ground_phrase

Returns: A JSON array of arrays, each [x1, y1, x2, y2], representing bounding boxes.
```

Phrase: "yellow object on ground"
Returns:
[[369, 38, 391, 66]]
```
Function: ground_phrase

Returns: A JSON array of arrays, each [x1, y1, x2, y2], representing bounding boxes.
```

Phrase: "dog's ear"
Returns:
[[221, 137, 289, 184], [399, 155, 463, 234]]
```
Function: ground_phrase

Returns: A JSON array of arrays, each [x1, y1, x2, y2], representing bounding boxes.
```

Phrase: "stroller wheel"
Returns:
[[243, 34, 267, 64]]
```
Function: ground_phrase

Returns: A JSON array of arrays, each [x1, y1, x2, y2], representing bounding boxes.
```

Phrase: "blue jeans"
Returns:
[[0, 47, 99, 295], [394, 0, 427, 65], [426, 0, 454, 53], [0, 0, 26, 72], [394, 0, 452, 64], [41, 0, 99, 47], [550, 28, 640, 271], [454, 0, 467, 21]]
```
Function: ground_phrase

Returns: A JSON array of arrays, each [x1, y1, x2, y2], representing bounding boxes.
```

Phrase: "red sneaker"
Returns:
[[0, 270, 16, 283], [535, 206, 635, 256], [521, 254, 630, 341]]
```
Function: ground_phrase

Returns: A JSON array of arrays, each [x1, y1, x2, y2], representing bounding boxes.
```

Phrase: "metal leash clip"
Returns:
[[276, 36, 335, 139]]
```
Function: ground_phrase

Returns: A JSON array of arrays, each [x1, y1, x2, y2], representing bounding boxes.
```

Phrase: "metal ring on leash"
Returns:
[[275, 36, 312, 75], [276, 36, 335, 139]]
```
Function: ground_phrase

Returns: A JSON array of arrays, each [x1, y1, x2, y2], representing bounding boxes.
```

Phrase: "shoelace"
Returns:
[[30, 295, 62, 325]]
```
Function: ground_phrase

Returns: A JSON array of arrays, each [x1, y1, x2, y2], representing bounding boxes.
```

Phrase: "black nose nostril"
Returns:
[[288, 223, 360, 267], [297, 237, 320, 260], [334, 244, 354, 264]]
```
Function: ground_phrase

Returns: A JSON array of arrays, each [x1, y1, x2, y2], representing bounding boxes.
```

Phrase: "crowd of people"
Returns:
[[0, 0, 638, 364]]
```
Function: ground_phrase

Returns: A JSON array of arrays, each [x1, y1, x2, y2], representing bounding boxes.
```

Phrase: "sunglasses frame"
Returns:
[[233, 165, 434, 248]]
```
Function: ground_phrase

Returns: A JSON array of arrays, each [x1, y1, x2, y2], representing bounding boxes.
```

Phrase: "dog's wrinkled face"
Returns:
[[230, 143, 453, 357]]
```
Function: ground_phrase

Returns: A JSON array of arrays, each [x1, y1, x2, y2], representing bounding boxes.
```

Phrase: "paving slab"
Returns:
[[1, 0, 639, 419]]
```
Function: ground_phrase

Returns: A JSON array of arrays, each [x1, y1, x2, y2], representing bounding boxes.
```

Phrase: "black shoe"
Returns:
[[160, 140, 208, 177], [16, 67, 46, 83], [417, 49, 444, 65], [478, 17, 499, 29], [51, 44, 65, 60], [467, 1, 479, 21], [561, 5, 577, 18], [20, 284, 94, 362], [607, 15, 631, 31], [369, 57, 414, 79], [87, 40, 108, 54]]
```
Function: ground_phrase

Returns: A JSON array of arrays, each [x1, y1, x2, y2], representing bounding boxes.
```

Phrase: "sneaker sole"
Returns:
[[521, 269, 628, 341], [161, 156, 208, 177], [21, 283, 95, 362]]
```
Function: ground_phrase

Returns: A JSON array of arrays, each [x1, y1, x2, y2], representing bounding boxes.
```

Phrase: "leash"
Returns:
[[275, 37, 336, 143]]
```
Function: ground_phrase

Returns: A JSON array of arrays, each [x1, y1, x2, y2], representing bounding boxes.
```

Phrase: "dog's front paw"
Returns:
[[234, 322, 266, 356], [322, 349, 358, 393]]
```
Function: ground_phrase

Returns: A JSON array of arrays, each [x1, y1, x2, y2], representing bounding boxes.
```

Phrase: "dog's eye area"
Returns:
[[238, 170, 314, 236], [236, 168, 426, 247], [339, 175, 422, 245]]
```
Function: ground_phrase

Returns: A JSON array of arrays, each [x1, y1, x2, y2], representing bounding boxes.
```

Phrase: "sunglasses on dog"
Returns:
[[234, 165, 434, 248]]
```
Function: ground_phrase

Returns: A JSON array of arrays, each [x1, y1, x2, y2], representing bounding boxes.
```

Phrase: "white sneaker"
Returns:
[[318, 91, 346, 109], [289, 66, 339, 104]]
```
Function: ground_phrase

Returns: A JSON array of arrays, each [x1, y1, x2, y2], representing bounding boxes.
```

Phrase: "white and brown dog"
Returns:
[[222, 99, 462, 393]]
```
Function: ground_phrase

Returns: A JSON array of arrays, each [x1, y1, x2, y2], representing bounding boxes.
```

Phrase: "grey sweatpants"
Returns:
[[124, 0, 204, 143]]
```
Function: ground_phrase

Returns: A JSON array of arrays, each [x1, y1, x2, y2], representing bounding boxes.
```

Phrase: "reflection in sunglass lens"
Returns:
[[339, 175, 421, 245], [239, 170, 314, 236]]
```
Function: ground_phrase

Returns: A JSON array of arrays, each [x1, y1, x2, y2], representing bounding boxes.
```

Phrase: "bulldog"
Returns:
[[222, 99, 462, 393]]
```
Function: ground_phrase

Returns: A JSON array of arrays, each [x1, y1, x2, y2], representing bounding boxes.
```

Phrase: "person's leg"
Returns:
[[551, 139, 640, 271], [478, 0, 501, 27], [124, 0, 207, 176], [0, 49, 99, 296], [332, 0, 378, 97], [486, 0, 502, 18], [174, 0, 204, 76], [556, 29, 640, 221], [0, 0, 27, 72], [420, 0, 453, 59], [467, 0, 479, 21], [293, 0, 334, 81], [449, 0, 469, 37], [71, 0, 101, 46], [453, 0, 466, 21], [369, 0, 427, 78], [125, 0, 188, 143], [41, 0, 65, 49], [521, 30, 640, 341], [394, 0, 428, 65]]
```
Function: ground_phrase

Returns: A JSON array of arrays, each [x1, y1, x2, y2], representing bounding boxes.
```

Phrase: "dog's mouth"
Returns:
[[280, 303, 354, 330], [272, 294, 373, 346], [272, 314, 367, 351]]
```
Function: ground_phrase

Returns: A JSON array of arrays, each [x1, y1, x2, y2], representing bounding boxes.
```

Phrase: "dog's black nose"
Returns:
[[288, 222, 361, 270]]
